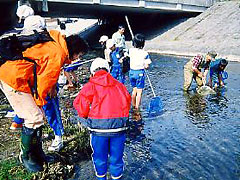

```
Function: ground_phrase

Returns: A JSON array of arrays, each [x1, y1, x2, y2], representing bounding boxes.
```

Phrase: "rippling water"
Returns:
[[75, 54, 240, 180]]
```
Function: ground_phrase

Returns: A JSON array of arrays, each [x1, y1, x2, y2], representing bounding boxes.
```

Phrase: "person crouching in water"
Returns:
[[128, 34, 152, 112], [209, 58, 228, 89], [183, 51, 217, 92], [106, 39, 125, 84], [0, 31, 88, 172], [73, 58, 131, 180]]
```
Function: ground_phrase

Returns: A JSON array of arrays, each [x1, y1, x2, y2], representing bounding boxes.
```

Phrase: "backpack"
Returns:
[[0, 29, 54, 65], [0, 29, 54, 98]]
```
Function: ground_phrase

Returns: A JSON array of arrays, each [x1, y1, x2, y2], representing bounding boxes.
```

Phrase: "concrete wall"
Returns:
[[35, 0, 214, 6], [32, 0, 211, 17], [146, 0, 214, 6]]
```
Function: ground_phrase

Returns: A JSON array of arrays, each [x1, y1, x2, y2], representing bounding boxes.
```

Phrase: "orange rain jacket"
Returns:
[[0, 30, 70, 106]]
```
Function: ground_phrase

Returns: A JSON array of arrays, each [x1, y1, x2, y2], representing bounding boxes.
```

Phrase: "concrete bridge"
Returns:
[[31, 0, 214, 18], [0, 0, 214, 34]]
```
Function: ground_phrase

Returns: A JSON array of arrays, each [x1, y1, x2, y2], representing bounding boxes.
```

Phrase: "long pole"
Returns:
[[63, 59, 94, 69], [125, 16, 134, 39], [145, 71, 156, 97], [125, 15, 156, 97]]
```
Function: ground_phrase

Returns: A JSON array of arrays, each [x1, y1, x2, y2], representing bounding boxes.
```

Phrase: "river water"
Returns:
[[74, 54, 240, 180]]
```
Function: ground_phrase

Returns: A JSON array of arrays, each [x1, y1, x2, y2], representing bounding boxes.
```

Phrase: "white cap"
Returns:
[[16, 5, 34, 19], [24, 15, 46, 30], [99, 35, 108, 43], [106, 39, 115, 49], [90, 58, 110, 74]]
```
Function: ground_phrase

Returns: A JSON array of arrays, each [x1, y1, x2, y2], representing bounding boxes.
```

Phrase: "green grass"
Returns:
[[0, 158, 33, 180], [0, 126, 90, 180]]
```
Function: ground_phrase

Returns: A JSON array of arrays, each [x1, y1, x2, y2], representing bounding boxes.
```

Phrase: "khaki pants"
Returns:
[[183, 61, 203, 91], [0, 80, 44, 129]]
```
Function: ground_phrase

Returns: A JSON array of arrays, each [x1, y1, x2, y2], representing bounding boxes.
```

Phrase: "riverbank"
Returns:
[[144, 1, 240, 62], [0, 51, 99, 180]]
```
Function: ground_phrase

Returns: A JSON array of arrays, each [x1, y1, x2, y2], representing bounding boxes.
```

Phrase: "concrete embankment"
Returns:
[[46, 18, 98, 37], [144, 1, 240, 62]]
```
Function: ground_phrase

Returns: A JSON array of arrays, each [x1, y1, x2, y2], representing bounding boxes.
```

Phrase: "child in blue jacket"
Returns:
[[106, 39, 125, 84], [209, 58, 228, 88]]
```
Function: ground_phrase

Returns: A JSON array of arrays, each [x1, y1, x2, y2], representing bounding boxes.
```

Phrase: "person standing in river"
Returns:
[[74, 58, 131, 180], [112, 24, 126, 52], [128, 34, 152, 113], [183, 51, 217, 92], [106, 39, 126, 84], [112, 24, 130, 76], [0, 28, 88, 172]]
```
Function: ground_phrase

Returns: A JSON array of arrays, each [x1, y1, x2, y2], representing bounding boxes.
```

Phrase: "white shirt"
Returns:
[[129, 48, 151, 70], [112, 31, 126, 49]]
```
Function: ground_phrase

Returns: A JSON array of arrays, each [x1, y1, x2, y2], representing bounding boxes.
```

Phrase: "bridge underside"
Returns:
[[32, 0, 209, 18]]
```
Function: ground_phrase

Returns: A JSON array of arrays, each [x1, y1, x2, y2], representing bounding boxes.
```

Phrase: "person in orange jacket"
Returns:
[[0, 30, 88, 172]]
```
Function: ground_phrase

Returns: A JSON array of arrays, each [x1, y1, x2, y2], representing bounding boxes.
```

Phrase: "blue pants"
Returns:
[[42, 95, 64, 136], [111, 66, 125, 84], [90, 133, 126, 180], [13, 95, 64, 136]]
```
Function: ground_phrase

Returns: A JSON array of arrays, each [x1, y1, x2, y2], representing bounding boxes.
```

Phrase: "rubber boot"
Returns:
[[32, 126, 55, 165], [19, 126, 43, 172]]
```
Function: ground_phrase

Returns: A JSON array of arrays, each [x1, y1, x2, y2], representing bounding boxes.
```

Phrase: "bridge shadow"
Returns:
[[84, 13, 199, 48], [30, 1, 200, 46], [123, 13, 199, 40], [31, 1, 200, 47]]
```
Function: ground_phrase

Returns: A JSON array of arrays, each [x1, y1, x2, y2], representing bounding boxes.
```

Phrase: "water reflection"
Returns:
[[125, 111, 153, 179], [184, 84, 229, 127], [127, 111, 144, 140], [208, 90, 228, 112], [184, 93, 210, 127]]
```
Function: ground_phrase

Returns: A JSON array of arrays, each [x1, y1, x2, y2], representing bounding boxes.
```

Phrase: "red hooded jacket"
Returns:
[[73, 70, 131, 134]]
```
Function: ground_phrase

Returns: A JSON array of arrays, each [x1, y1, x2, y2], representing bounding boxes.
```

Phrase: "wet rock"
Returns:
[[197, 86, 216, 95]]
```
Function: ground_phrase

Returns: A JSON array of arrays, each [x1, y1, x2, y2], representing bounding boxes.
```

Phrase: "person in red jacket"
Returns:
[[73, 57, 131, 180]]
